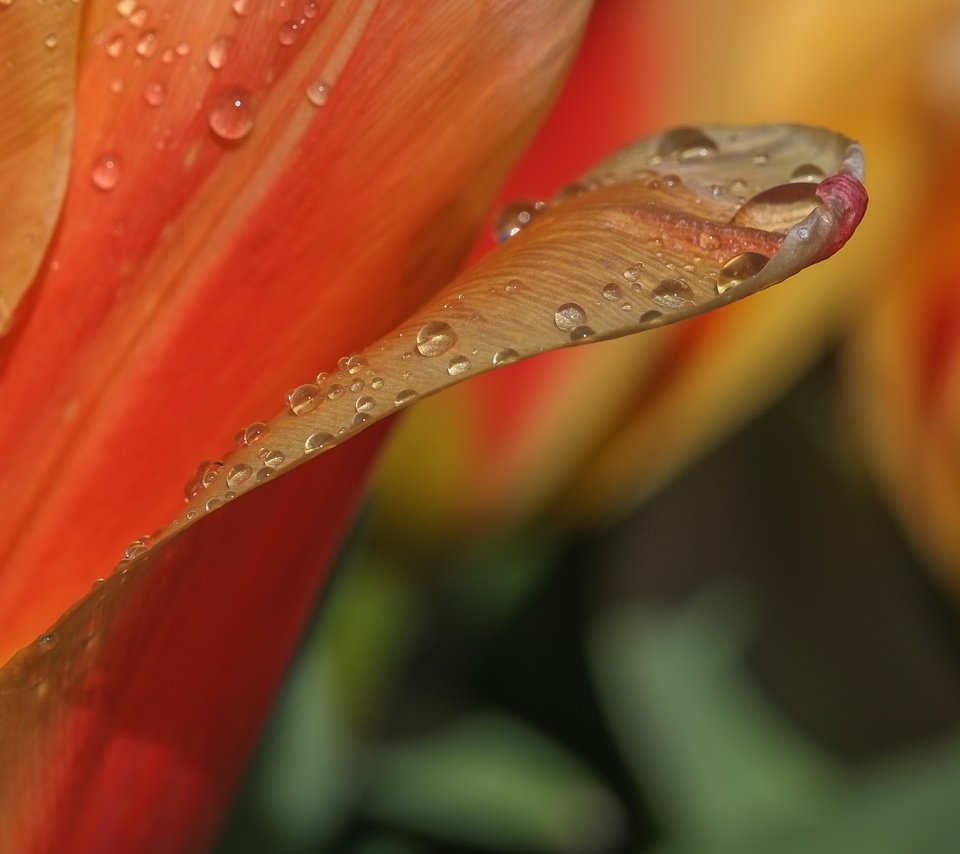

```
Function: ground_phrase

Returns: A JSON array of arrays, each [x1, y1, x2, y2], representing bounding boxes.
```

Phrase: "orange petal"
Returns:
[[0, 0, 591, 662], [0, 0, 79, 332]]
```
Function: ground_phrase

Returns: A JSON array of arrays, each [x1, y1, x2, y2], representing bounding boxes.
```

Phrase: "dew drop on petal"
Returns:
[[504, 279, 521, 294], [234, 421, 268, 447], [91, 153, 122, 190], [287, 383, 321, 415], [652, 279, 695, 310], [554, 302, 587, 331], [207, 36, 230, 69], [730, 182, 820, 231], [602, 283, 623, 301], [346, 354, 367, 375], [231, 0, 250, 14], [493, 199, 545, 242], [716, 252, 770, 294], [256, 467, 273, 483], [205, 497, 223, 512], [447, 355, 471, 376], [370, 377, 384, 390], [349, 379, 364, 393], [44, 33, 58, 49], [355, 396, 376, 413], [305, 78, 330, 106], [657, 126, 719, 160], [327, 383, 345, 400], [278, 19, 302, 45], [143, 80, 166, 106], [640, 309, 663, 323], [305, 431, 333, 452], [492, 348, 519, 367], [416, 321, 456, 357], [106, 36, 124, 58], [791, 162, 825, 182], [264, 450, 285, 468], [569, 326, 595, 341], [226, 463, 253, 488], [37, 633, 57, 650], [394, 389, 418, 406], [623, 263, 644, 282], [135, 30, 158, 58], [208, 87, 254, 140]]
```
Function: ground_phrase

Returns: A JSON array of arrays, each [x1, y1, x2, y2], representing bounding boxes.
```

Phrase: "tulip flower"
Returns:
[[0, 0, 866, 851]]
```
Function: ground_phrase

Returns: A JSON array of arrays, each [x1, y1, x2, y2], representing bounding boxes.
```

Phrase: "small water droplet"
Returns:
[[91, 153, 122, 190], [107, 36, 124, 57], [555, 181, 590, 202], [492, 348, 519, 367], [305, 431, 333, 452], [205, 497, 223, 512], [370, 377, 384, 390], [44, 33, 59, 49], [554, 303, 587, 331], [38, 633, 57, 650], [327, 383, 345, 400], [135, 29, 158, 58], [234, 422, 268, 447], [394, 389, 418, 406], [346, 354, 367, 374], [305, 78, 330, 106], [493, 199, 545, 242], [652, 279, 695, 310], [447, 355, 472, 376], [185, 459, 223, 500], [116, 0, 135, 14], [224, 491, 237, 501], [256, 467, 273, 482], [716, 252, 770, 294], [186, 509, 199, 520], [124, 536, 153, 559], [143, 80, 166, 106], [303, 0, 320, 18], [640, 309, 663, 323], [278, 19, 302, 45], [129, 7, 148, 28], [355, 395, 376, 413], [352, 412, 370, 427], [601, 283, 623, 301], [662, 174, 681, 188], [416, 321, 456, 357], [731, 182, 820, 231], [208, 87, 255, 140], [657, 127, 719, 160], [623, 263, 644, 282], [287, 383, 321, 415], [569, 325, 595, 341], [264, 449, 285, 468], [752, 152, 770, 165], [349, 379, 364, 393], [231, 0, 250, 14], [790, 163, 825, 182], [226, 463, 253, 488], [207, 36, 230, 69], [505, 279, 521, 294]]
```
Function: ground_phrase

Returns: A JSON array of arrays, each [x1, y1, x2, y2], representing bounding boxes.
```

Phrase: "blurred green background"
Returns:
[[215, 351, 960, 853]]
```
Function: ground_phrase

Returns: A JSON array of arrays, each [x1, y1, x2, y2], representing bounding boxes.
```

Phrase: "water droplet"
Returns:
[[256, 467, 273, 482], [264, 450, 285, 468], [234, 422, 268, 447], [287, 383, 321, 415], [186, 510, 199, 520], [205, 497, 223, 512], [278, 19, 302, 45], [731, 182, 820, 232], [128, 7, 148, 28], [601, 283, 623, 301], [444, 355, 471, 376], [107, 36, 124, 58], [352, 412, 370, 427], [185, 460, 223, 500], [143, 80, 166, 106], [226, 463, 253, 488], [716, 252, 770, 294], [554, 303, 587, 331], [492, 348, 519, 367], [504, 279, 522, 295], [657, 127, 719, 160], [640, 309, 662, 323], [752, 152, 770, 165], [207, 36, 230, 69], [623, 263, 644, 282], [231, 0, 250, 14], [493, 199, 545, 241], [208, 87, 255, 141], [791, 163, 825, 182], [555, 181, 590, 202], [370, 377, 384, 389], [116, 0, 135, 15], [303, 1, 320, 18], [135, 30, 158, 58], [652, 279, 695, 310], [124, 536, 152, 559], [305, 78, 330, 106], [416, 321, 456, 357], [346, 354, 367, 374], [569, 326, 595, 341], [224, 491, 237, 501], [355, 395, 376, 413], [327, 383, 345, 400], [662, 174, 681, 188], [394, 389, 418, 406], [349, 380, 364, 394], [44, 33, 59, 49], [305, 431, 333, 452], [91, 153, 122, 190], [38, 633, 57, 650]]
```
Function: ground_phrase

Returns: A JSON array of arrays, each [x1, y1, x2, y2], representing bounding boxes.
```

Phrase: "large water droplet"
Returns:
[[652, 279, 695, 310], [205, 497, 223, 512], [355, 396, 376, 413], [554, 303, 587, 331], [207, 36, 230, 69], [416, 321, 456, 357], [287, 383, 321, 415], [493, 199, 545, 241], [623, 263, 644, 283], [226, 463, 253, 488], [208, 87, 255, 140], [346, 354, 367, 375], [492, 348, 519, 367], [394, 389, 418, 406], [234, 422, 268, 447], [327, 383, 345, 400], [91, 153, 122, 190], [278, 19, 302, 45], [569, 326, 595, 341], [601, 283, 623, 301], [264, 450, 285, 468], [730, 182, 820, 232], [791, 163, 824, 182], [640, 309, 663, 323], [305, 79, 330, 106], [305, 431, 333, 452], [716, 252, 770, 294], [657, 127, 719, 160], [447, 355, 471, 376]]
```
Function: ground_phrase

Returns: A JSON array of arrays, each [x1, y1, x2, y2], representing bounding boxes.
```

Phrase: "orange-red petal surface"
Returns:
[[0, 0, 591, 662]]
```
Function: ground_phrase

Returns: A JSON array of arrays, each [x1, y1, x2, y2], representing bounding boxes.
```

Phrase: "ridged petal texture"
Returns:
[[0, 0, 590, 662], [0, 0, 79, 331]]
